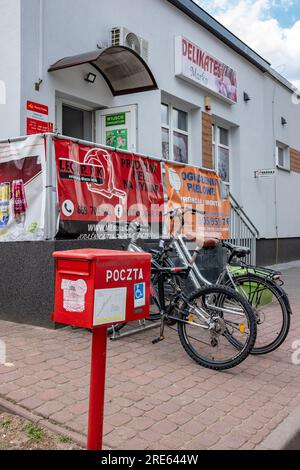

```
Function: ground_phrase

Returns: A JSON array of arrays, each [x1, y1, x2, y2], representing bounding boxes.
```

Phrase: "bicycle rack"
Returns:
[[109, 319, 160, 341]]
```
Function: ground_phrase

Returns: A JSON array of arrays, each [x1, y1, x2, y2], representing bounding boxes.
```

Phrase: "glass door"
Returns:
[[55, 98, 95, 141], [96, 105, 137, 152], [62, 105, 93, 141]]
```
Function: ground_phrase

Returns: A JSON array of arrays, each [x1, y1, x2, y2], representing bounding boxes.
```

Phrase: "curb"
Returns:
[[0, 396, 86, 448], [267, 260, 300, 271], [257, 407, 300, 450]]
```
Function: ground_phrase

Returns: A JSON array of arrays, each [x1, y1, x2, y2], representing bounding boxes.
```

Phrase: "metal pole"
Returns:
[[44, 134, 58, 240], [0, 135, 33, 144], [50, 135, 58, 238], [87, 327, 107, 451], [50, 133, 218, 174], [44, 134, 53, 239]]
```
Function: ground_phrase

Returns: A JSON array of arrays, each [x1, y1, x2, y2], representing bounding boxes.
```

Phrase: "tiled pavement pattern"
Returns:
[[1, 265, 300, 450]]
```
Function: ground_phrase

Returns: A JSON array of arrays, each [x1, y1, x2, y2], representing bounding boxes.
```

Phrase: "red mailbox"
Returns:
[[51, 249, 151, 451], [52, 249, 151, 329]]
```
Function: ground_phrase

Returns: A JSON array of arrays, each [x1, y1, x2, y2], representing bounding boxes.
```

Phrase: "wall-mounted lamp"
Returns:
[[243, 92, 251, 102], [205, 96, 211, 112], [34, 79, 43, 92], [85, 72, 97, 84], [281, 117, 287, 127]]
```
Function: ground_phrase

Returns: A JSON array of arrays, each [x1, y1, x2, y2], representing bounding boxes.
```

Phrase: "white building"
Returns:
[[1, 0, 300, 264]]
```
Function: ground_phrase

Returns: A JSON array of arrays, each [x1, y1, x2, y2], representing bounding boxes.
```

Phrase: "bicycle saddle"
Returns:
[[185, 233, 220, 248], [224, 242, 251, 258]]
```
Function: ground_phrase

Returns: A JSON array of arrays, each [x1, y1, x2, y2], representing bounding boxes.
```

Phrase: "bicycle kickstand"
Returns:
[[152, 315, 165, 344], [152, 272, 166, 345]]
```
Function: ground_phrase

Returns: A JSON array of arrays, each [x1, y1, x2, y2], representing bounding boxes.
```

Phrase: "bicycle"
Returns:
[[158, 207, 292, 355], [122, 221, 258, 370]]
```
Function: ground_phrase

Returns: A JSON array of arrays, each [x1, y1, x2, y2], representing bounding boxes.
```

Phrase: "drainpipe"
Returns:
[[39, 0, 44, 83], [272, 84, 279, 264]]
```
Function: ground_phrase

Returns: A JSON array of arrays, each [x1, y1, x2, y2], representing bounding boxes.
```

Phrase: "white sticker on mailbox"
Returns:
[[93, 287, 127, 326], [134, 283, 146, 308], [62, 279, 87, 313]]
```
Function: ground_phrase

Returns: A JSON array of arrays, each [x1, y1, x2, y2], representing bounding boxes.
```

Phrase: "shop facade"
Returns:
[[1, 0, 300, 265]]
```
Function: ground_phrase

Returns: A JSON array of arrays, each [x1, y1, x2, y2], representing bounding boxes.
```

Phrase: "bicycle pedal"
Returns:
[[152, 336, 165, 344]]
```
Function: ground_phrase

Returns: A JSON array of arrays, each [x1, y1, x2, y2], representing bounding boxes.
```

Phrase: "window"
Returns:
[[56, 98, 95, 141], [62, 105, 93, 141], [276, 142, 290, 171], [212, 125, 230, 185], [161, 104, 189, 163]]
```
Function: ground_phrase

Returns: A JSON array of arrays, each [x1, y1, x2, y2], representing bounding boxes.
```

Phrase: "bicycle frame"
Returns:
[[164, 209, 286, 296], [127, 226, 246, 328], [127, 234, 210, 327]]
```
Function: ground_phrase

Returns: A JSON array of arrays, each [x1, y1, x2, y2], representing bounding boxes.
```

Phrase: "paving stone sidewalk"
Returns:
[[1, 264, 300, 450]]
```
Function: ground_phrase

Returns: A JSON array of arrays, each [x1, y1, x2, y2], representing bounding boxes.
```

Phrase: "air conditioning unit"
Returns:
[[111, 27, 149, 63]]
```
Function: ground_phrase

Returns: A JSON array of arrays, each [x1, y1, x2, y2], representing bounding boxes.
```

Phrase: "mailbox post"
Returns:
[[87, 327, 107, 450], [51, 249, 151, 451]]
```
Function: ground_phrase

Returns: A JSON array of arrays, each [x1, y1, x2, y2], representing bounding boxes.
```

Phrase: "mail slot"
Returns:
[[52, 249, 151, 329]]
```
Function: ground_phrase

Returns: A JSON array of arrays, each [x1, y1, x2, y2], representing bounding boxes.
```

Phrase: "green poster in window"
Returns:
[[106, 129, 128, 150], [105, 113, 126, 127]]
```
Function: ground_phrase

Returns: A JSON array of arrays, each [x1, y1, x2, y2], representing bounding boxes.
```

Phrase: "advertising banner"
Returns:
[[175, 36, 238, 104], [0, 135, 46, 241], [54, 138, 164, 239], [165, 162, 230, 239]]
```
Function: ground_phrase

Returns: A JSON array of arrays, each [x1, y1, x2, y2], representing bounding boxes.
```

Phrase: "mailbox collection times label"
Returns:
[[93, 287, 127, 326]]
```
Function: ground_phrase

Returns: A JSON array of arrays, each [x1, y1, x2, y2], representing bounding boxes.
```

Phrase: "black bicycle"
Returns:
[[149, 259, 257, 371], [121, 224, 257, 370]]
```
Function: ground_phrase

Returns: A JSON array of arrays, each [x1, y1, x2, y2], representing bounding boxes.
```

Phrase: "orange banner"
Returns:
[[165, 163, 230, 239]]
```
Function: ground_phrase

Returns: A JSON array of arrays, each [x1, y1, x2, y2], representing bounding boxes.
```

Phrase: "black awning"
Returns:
[[48, 46, 158, 96]]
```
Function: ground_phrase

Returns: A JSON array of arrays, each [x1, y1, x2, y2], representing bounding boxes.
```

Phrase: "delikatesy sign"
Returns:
[[175, 36, 238, 104]]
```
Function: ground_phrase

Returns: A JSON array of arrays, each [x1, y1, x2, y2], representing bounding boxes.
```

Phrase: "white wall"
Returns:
[[263, 74, 300, 238], [2, 0, 300, 239], [0, 0, 21, 139]]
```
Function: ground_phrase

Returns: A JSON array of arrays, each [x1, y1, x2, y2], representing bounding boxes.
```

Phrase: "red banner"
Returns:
[[54, 139, 164, 239]]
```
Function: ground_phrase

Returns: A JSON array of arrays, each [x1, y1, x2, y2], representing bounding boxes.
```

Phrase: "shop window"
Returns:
[[212, 124, 230, 185], [161, 104, 189, 163], [276, 142, 290, 171]]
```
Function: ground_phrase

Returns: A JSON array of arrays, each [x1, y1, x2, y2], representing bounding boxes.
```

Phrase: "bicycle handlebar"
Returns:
[[164, 207, 221, 246]]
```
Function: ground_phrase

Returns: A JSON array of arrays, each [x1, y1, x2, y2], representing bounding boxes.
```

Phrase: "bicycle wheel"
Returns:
[[176, 286, 257, 370], [150, 257, 182, 323], [226, 274, 291, 355]]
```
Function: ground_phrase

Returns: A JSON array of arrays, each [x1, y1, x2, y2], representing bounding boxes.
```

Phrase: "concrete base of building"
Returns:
[[0, 240, 125, 329], [0, 240, 224, 328], [257, 237, 300, 266]]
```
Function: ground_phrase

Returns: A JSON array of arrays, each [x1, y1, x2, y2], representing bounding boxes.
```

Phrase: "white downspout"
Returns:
[[39, 0, 44, 82]]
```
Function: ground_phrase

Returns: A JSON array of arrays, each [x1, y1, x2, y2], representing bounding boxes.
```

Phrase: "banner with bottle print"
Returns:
[[0, 135, 46, 241], [54, 138, 164, 239], [165, 162, 230, 239]]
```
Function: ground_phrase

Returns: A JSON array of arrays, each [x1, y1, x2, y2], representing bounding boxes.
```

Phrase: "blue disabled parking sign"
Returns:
[[134, 283, 145, 308]]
